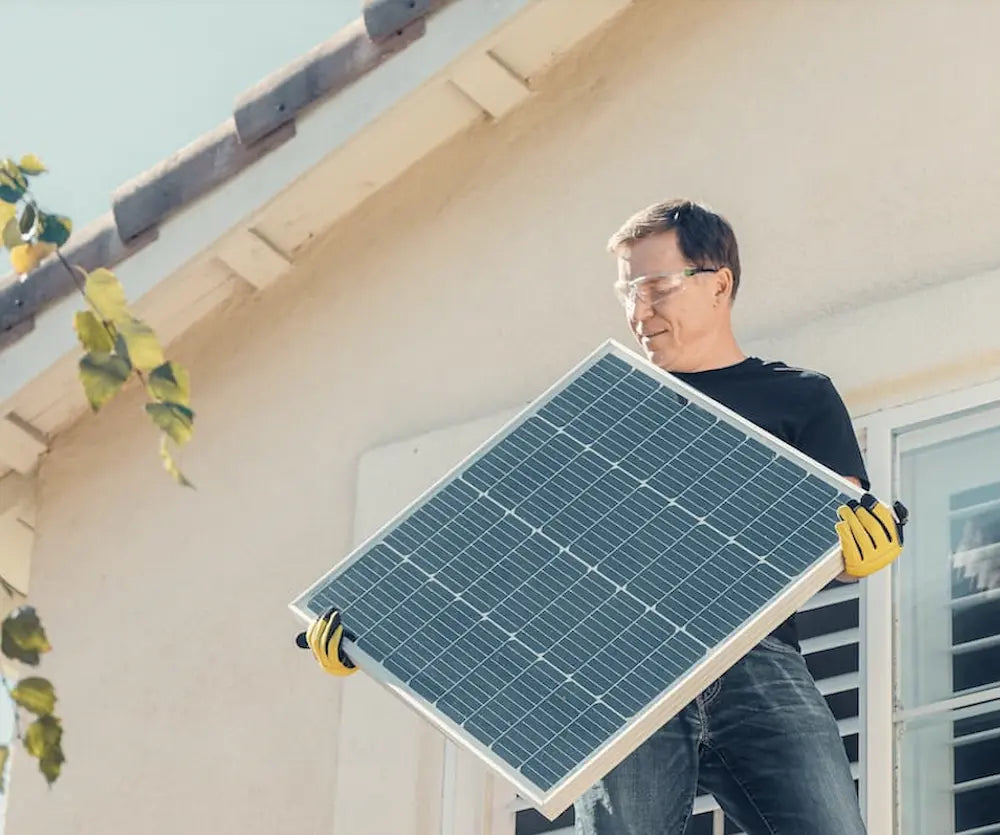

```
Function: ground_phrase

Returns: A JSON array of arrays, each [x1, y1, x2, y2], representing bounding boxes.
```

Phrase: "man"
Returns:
[[299, 200, 907, 835]]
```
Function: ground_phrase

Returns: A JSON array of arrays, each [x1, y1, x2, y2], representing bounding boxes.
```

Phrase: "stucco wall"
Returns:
[[8, 0, 1000, 833]]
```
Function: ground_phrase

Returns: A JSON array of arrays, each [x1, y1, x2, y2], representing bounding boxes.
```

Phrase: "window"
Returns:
[[896, 413, 1000, 835]]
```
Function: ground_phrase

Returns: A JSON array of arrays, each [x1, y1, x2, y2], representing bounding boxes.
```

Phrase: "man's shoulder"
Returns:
[[756, 358, 834, 387], [750, 359, 845, 412]]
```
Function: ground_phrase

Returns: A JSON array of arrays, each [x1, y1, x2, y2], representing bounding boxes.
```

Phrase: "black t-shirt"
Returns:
[[672, 357, 869, 650]]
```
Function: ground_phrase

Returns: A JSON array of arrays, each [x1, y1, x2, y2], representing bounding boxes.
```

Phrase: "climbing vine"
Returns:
[[1, 154, 195, 486], [0, 153, 199, 791]]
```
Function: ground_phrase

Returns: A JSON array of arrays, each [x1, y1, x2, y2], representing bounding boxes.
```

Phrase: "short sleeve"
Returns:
[[796, 378, 870, 490]]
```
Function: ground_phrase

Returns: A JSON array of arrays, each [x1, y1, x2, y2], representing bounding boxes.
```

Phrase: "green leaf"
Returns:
[[1, 607, 52, 666], [17, 154, 46, 176], [146, 402, 194, 445], [24, 715, 64, 785], [36, 212, 72, 247], [0, 182, 20, 204], [18, 202, 36, 237], [0, 746, 8, 794], [148, 362, 191, 407], [11, 677, 56, 717], [73, 311, 114, 353], [24, 715, 60, 758], [39, 749, 64, 784], [83, 268, 130, 323], [2, 217, 22, 250], [159, 435, 195, 489], [116, 317, 164, 372], [0, 160, 26, 203], [0, 181, 22, 204], [78, 352, 132, 412]]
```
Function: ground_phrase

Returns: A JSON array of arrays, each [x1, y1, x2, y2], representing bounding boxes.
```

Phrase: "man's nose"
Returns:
[[629, 296, 655, 328]]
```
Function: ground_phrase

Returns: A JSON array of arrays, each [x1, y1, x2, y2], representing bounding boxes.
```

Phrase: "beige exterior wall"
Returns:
[[8, 1, 1000, 833]]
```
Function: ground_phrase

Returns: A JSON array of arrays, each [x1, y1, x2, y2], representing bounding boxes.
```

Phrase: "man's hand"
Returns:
[[295, 607, 358, 677], [836, 493, 909, 578]]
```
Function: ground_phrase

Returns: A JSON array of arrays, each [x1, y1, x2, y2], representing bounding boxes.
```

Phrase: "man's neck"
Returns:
[[668, 339, 747, 374]]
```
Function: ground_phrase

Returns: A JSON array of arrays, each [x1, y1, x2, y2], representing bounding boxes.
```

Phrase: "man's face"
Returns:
[[616, 231, 729, 372]]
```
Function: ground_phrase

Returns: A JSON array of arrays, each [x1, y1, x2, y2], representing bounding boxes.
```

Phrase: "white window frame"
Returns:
[[854, 375, 1000, 835]]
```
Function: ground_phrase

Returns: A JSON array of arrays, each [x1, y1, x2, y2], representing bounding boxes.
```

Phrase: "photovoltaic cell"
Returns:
[[292, 343, 853, 806]]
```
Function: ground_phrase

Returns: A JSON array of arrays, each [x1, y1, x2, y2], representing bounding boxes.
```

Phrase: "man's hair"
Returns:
[[607, 199, 742, 300]]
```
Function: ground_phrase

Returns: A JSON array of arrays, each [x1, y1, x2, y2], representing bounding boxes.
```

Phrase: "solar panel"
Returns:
[[290, 340, 863, 819]]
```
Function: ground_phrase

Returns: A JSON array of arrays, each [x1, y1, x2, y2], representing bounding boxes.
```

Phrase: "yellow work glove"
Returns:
[[836, 493, 909, 578], [295, 607, 358, 677]]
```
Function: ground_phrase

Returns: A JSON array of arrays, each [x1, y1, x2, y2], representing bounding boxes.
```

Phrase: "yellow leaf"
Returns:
[[0, 201, 14, 228], [24, 716, 60, 759], [18, 154, 46, 176], [10, 241, 56, 274], [117, 317, 164, 372], [11, 677, 56, 717], [159, 435, 195, 488], [2, 218, 22, 250], [0, 159, 25, 189], [9, 245, 31, 274], [83, 268, 129, 323], [23, 715, 63, 785], [9, 243, 44, 275], [73, 311, 113, 353]]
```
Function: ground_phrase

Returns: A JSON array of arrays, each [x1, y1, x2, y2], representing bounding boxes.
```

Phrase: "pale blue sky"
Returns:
[[5, 0, 358, 228], [1, 0, 358, 821]]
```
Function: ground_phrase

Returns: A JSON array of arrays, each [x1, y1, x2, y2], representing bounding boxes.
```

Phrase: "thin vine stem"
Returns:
[[41, 204, 149, 387]]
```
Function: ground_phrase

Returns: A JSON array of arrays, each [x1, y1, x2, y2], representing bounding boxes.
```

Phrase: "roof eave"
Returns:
[[0, 0, 633, 476]]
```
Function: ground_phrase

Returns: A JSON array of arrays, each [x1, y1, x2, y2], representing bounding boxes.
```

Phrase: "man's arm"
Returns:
[[789, 378, 903, 581], [791, 377, 872, 581]]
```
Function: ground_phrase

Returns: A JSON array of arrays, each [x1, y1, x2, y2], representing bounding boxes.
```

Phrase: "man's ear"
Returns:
[[714, 268, 734, 303]]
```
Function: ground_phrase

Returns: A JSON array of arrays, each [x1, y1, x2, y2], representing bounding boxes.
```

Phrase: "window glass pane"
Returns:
[[897, 417, 1000, 835], [899, 702, 1000, 835], [898, 424, 1000, 710]]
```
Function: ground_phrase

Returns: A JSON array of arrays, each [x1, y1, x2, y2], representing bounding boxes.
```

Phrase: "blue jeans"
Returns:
[[574, 637, 866, 835]]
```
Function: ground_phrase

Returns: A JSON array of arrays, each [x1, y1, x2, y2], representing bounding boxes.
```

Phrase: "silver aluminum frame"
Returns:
[[290, 339, 866, 820]]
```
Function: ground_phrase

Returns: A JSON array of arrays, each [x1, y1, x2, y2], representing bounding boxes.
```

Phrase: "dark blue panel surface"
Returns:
[[302, 351, 849, 792]]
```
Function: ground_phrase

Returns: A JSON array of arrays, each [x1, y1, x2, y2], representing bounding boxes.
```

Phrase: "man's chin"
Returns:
[[641, 340, 677, 370]]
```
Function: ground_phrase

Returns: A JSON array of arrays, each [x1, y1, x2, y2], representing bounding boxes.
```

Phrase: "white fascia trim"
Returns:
[[856, 376, 1000, 435], [0, 0, 536, 409]]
